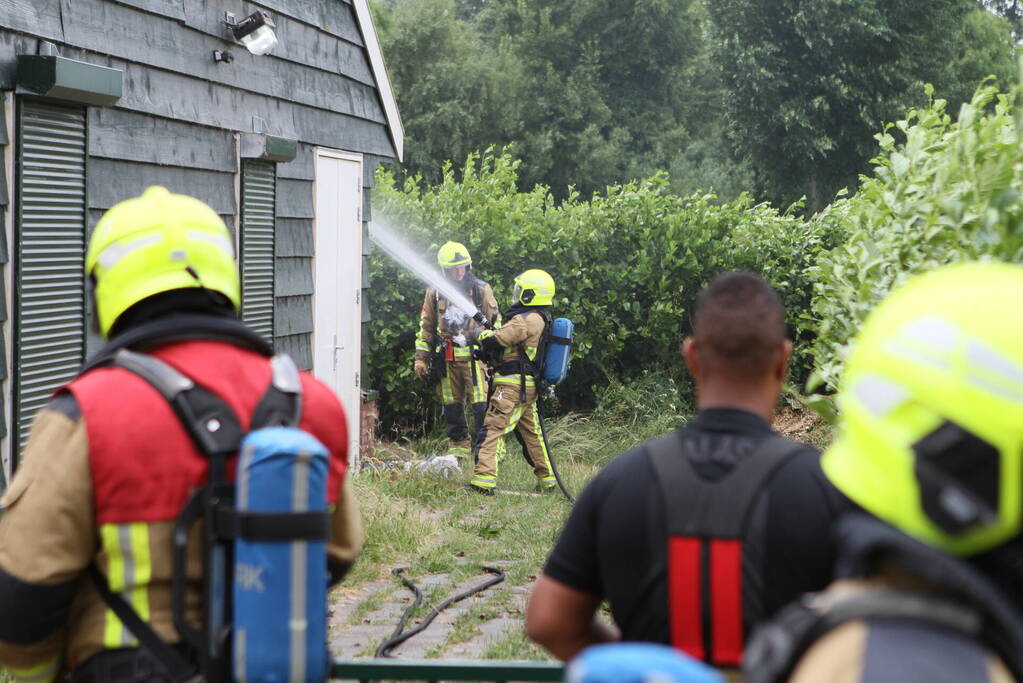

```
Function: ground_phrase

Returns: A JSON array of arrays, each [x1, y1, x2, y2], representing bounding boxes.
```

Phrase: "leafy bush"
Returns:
[[808, 83, 1023, 391], [368, 150, 838, 428], [368, 81, 1023, 431]]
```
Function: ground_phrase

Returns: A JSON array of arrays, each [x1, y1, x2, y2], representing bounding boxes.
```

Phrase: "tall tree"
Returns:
[[481, 0, 700, 196], [371, 0, 524, 186], [983, 0, 1023, 39], [705, 0, 1013, 211], [374, 0, 707, 198]]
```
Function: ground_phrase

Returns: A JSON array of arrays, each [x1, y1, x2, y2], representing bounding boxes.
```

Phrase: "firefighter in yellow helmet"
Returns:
[[745, 262, 1023, 683], [414, 241, 499, 460], [469, 269, 557, 495], [0, 187, 361, 681]]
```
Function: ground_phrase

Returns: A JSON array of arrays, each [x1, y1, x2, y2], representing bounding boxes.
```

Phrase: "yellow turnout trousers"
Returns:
[[471, 382, 556, 490]]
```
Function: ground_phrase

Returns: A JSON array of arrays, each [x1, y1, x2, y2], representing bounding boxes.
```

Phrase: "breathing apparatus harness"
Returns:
[[472, 305, 575, 502], [81, 314, 333, 683]]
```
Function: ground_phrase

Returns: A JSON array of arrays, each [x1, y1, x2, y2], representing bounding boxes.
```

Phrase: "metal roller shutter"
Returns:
[[14, 100, 87, 458], [240, 160, 275, 341]]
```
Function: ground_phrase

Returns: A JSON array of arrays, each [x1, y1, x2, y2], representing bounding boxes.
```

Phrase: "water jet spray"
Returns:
[[368, 220, 493, 330]]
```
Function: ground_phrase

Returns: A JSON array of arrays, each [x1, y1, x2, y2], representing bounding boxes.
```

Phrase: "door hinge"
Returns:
[[355, 371, 360, 388], [355, 290, 360, 305]]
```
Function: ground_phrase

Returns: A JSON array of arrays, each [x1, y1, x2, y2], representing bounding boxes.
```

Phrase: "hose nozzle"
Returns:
[[473, 311, 494, 330]]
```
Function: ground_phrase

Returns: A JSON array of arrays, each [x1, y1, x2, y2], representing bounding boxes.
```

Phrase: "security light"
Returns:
[[228, 11, 278, 56]]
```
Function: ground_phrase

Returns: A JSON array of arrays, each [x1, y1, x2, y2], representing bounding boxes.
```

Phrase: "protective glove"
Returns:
[[414, 359, 428, 379], [473, 328, 494, 343]]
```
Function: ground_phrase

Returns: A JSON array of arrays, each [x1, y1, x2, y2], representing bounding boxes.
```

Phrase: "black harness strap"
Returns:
[[215, 509, 330, 541], [645, 431, 805, 665], [112, 350, 244, 457], [86, 349, 304, 683], [648, 433, 804, 537], [743, 589, 984, 683], [495, 309, 551, 402], [86, 565, 200, 682], [250, 354, 303, 429]]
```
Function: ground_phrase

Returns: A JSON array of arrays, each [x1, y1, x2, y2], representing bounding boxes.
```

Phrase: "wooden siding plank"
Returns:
[[110, 0, 185, 21], [88, 159, 237, 215], [110, 60, 393, 153], [275, 257, 313, 297], [250, 0, 363, 45], [276, 218, 313, 257], [276, 178, 314, 219], [362, 155, 388, 188], [0, 0, 64, 42], [60, 0, 385, 122], [183, 0, 362, 47], [274, 295, 313, 335], [277, 144, 316, 181], [273, 332, 312, 371], [89, 109, 237, 173], [0, 39, 396, 158], [0, 33, 29, 89], [362, 186, 372, 223], [182, 1, 373, 84]]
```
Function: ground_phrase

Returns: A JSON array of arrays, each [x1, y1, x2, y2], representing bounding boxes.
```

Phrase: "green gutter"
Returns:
[[16, 55, 122, 106]]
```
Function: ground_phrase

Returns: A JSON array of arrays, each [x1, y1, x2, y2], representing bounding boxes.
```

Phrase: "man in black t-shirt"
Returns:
[[525, 272, 849, 666]]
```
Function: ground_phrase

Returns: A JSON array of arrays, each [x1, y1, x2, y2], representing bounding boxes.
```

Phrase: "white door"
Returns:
[[313, 150, 363, 467]]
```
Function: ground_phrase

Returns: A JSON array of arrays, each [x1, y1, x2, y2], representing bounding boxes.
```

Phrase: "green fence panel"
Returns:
[[330, 658, 564, 681]]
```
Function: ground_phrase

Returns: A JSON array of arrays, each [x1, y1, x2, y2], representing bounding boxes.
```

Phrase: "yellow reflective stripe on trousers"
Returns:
[[471, 362, 487, 402], [439, 373, 455, 403], [9, 655, 61, 683], [101, 523, 152, 648], [452, 346, 472, 359], [529, 403, 554, 479]]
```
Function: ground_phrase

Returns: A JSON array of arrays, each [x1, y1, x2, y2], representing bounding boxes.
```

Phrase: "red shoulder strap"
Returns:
[[710, 539, 743, 666], [666, 536, 744, 666], [668, 536, 704, 660]]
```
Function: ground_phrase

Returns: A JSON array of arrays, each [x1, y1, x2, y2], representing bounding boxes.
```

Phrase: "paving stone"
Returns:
[[330, 572, 538, 662]]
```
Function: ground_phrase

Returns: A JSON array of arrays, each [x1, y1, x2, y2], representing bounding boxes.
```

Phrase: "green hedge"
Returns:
[[368, 82, 1023, 431], [368, 152, 840, 428], [808, 83, 1023, 393]]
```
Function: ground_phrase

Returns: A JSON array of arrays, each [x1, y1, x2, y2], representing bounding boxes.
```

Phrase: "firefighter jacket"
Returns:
[[484, 306, 548, 390], [414, 276, 499, 363], [744, 514, 1023, 683], [0, 321, 363, 681]]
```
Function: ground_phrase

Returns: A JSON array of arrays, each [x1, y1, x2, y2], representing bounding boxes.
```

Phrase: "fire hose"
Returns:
[[373, 566, 507, 659]]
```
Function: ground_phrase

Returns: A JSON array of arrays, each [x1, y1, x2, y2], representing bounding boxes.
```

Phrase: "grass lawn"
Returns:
[[341, 377, 696, 660], [340, 378, 831, 661]]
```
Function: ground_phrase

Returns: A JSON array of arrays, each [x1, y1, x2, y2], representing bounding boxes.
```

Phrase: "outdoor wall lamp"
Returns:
[[225, 10, 279, 56]]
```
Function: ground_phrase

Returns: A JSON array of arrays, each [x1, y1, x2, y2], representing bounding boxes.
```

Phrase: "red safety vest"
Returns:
[[65, 340, 349, 525], [647, 433, 802, 667]]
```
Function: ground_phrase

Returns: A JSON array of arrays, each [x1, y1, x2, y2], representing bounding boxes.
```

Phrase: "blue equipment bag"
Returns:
[[234, 426, 330, 683], [542, 317, 574, 385]]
